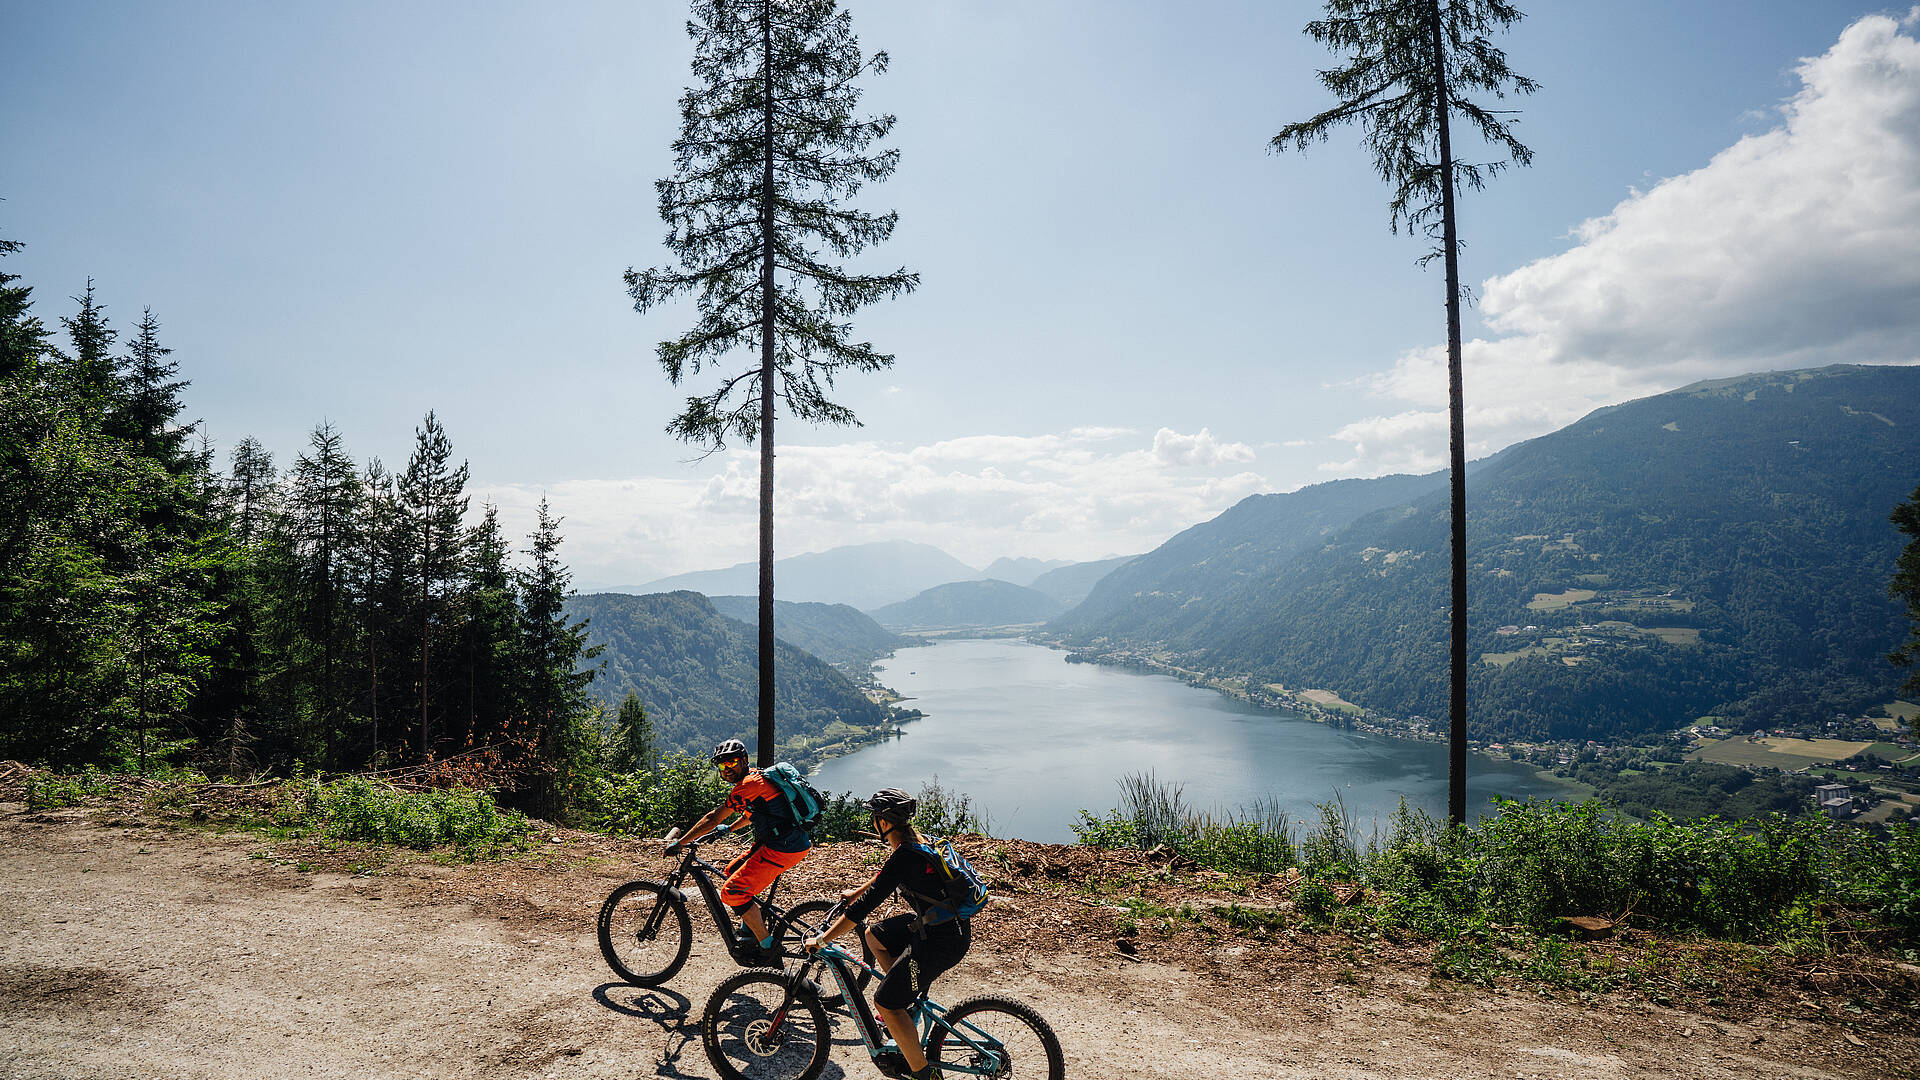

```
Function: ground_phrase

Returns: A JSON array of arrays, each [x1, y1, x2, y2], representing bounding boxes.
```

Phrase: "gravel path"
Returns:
[[0, 807, 1902, 1079]]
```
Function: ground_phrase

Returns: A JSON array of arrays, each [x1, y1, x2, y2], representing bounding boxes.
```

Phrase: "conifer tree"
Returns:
[[398, 412, 470, 760], [1273, 0, 1536, 825], [227, 438, 278, 550], [459, 503, 520, 754], [56, 280, 119, 415], [286, 422, 363, 738], [628, 0, 916, 765], [118, 308, 194, 468], [610, 691, 656, 774], [515, 498, 598, 816]]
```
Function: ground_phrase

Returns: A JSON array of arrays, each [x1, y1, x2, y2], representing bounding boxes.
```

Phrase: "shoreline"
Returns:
[[814, 632, 1585, 799]]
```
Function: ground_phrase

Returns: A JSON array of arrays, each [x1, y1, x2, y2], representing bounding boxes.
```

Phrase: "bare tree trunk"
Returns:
[[755, 0, 778, 768], [1429, 0, 1469, 827]]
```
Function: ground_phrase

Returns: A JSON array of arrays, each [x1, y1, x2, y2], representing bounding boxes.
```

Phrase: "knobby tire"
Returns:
[[597, 879, 692, 986], [702, 969, 830, 1080], [928, 994, 1065, 1080]]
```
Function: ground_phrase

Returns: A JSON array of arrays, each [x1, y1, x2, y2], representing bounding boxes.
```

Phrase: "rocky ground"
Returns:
[[1, 798, 1916, 1079]]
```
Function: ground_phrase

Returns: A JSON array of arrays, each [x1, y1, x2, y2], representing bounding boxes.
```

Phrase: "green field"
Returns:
[[1527, 589, 1596, 612], [1646, 626, 1701, 645], [1691, 737, 1872, 770], [1481, 646, 1551, 667]]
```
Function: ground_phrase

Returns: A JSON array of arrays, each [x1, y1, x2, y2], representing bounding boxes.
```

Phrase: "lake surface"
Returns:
[[812, 638, 1580, 843]]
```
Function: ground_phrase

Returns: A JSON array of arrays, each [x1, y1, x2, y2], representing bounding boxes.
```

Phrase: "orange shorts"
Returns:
[[720, 845, 806, 909]]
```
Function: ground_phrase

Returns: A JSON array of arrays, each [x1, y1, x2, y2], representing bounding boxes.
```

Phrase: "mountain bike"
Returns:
[[699, 901, 1065, 1080], [597, 824, 835, 987]]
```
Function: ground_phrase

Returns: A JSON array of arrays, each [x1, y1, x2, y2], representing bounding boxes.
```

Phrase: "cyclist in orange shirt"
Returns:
[[669, 739, 813, 962]]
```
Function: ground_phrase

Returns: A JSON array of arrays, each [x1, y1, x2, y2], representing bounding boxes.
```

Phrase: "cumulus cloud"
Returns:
[[480, 426, 1270, 587], [1324, 11, 1920, 477], [1151, 426, 1256, 467]]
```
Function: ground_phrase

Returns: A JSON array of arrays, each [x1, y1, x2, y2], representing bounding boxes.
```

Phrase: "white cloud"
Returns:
[[1151, 426, 1256, 467], [480, 426, 1270, 587], [1323, 11, 1920, 477]]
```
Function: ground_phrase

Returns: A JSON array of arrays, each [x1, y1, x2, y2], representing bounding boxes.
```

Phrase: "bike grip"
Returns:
[[664, 842, 682, 856]]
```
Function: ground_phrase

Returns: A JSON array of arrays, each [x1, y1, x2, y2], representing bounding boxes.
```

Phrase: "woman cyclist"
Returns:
[[804, 788, 971, 1080]]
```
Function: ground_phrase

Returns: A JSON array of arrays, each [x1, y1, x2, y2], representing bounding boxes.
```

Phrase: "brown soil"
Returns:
[[1, 799, 1916, 1079]]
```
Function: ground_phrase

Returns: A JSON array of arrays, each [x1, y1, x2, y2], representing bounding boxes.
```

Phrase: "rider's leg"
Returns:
[[864, 922, 896, 973], [875, 1004, 928, 1072], [738, 898, 769, 944], [720, 845, 805, 948]]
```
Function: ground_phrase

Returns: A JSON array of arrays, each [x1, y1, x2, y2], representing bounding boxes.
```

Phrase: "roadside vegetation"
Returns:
[[1071, 772, 1919, 1002]]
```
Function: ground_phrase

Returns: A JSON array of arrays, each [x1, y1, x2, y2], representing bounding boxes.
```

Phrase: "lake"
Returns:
[[811, 637, 1580, 843]]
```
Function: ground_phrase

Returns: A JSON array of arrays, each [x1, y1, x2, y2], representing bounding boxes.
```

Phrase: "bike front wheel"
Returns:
[[702, 969, 830, 1080], [597, 880, 692, 986], [927, 994, 1065, 1080], [773, 900, 873, 995]]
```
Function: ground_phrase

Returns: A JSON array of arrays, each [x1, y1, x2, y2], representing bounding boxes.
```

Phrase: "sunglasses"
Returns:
[[715, 757, 745, 769]]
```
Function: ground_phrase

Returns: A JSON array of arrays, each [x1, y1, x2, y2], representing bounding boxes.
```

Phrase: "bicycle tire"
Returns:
[[597, 879, 693, 986], [702, 968, 831, 1080], [773, 900, 874, 995], [927, 994, 1065, 1080]]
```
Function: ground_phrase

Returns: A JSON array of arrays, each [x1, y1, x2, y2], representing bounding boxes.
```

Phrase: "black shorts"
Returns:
[[869, 913, 970, 1010]]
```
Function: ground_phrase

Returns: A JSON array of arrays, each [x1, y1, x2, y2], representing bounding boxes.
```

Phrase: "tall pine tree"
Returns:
[[627, 0, 916, 764], [397, 412, 469, 761], [1273, 0, 1536, 824]]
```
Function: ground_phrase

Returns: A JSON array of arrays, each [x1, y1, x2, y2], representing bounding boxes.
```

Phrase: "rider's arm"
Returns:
[[669, 803, 738, 844]]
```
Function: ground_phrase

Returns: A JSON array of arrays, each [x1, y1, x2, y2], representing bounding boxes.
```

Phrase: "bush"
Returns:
[[579, 753, 729, 837], [309, 776, 531, 853], [912, 775, 991, 836], [1076, 778, 1920, 948], [24, 769, 116, 809]]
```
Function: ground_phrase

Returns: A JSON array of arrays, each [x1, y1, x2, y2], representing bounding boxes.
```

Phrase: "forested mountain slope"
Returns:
[[705, 595, 911, 667], [1027, 554, 1139, 606], [1053, 366, 1919, 741], [869, 579, 1064, 630], [565, 592, 890, 758]]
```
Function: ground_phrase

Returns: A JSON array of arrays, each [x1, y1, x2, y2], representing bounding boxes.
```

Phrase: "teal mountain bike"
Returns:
[[700, 900, 1065, 1080]]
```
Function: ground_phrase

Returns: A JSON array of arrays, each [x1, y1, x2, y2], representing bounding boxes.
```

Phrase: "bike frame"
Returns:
[[646, 834, 792, 965], [787, 940, 1008, 1077]]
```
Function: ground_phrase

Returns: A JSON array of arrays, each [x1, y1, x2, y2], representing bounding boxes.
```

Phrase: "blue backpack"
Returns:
[[903, 836, 991, 927]]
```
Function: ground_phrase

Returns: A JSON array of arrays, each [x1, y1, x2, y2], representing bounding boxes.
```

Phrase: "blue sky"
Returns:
[[5, 2, 1917, 588]]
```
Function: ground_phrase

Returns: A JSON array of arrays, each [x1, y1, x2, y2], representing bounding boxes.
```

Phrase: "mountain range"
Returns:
[[563, 591, 898, 763], [1051, 365, 1918, 741]]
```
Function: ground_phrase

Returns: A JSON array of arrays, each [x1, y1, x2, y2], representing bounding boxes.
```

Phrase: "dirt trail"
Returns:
[[0, 808, 1905, 1080]]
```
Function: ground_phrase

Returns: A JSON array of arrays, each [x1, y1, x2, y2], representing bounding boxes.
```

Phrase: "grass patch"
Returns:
[[1646, 627, 1702, 645], [1692, 737, 1871, 770], [1526, 589, 1596, 611], [1481, 646, 1551, 667]]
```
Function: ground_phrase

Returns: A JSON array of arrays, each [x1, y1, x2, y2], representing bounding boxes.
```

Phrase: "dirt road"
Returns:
[[0, 807, 1904, 1079]]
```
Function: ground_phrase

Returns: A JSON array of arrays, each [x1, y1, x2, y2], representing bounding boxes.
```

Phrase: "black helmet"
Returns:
[[867, 788, 918, 824], [711, 738, 748, 762]]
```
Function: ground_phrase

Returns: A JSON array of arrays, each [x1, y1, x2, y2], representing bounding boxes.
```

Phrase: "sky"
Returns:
[[5, 2, 1917, 591]]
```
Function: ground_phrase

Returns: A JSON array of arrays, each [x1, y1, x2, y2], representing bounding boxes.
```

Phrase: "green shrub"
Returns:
[[914, 775, 991, 836], [24, 769, 116, 809], [580, 752, 730, 837], [307, 776, 531, 853]]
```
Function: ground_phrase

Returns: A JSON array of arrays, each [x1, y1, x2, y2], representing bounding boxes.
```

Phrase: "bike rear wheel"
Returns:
[[597, 880, 692, 986], [702, 969, 830, 1080], [927, 994, 1064, 1080]]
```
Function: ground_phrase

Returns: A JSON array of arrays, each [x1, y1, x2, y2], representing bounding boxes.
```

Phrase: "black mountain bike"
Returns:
[[597, 824, 835, 987], [701, 900, 1065, 1080]]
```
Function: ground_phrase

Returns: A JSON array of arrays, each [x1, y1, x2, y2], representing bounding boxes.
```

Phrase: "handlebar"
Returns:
[[663, 821, 732, 857]]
